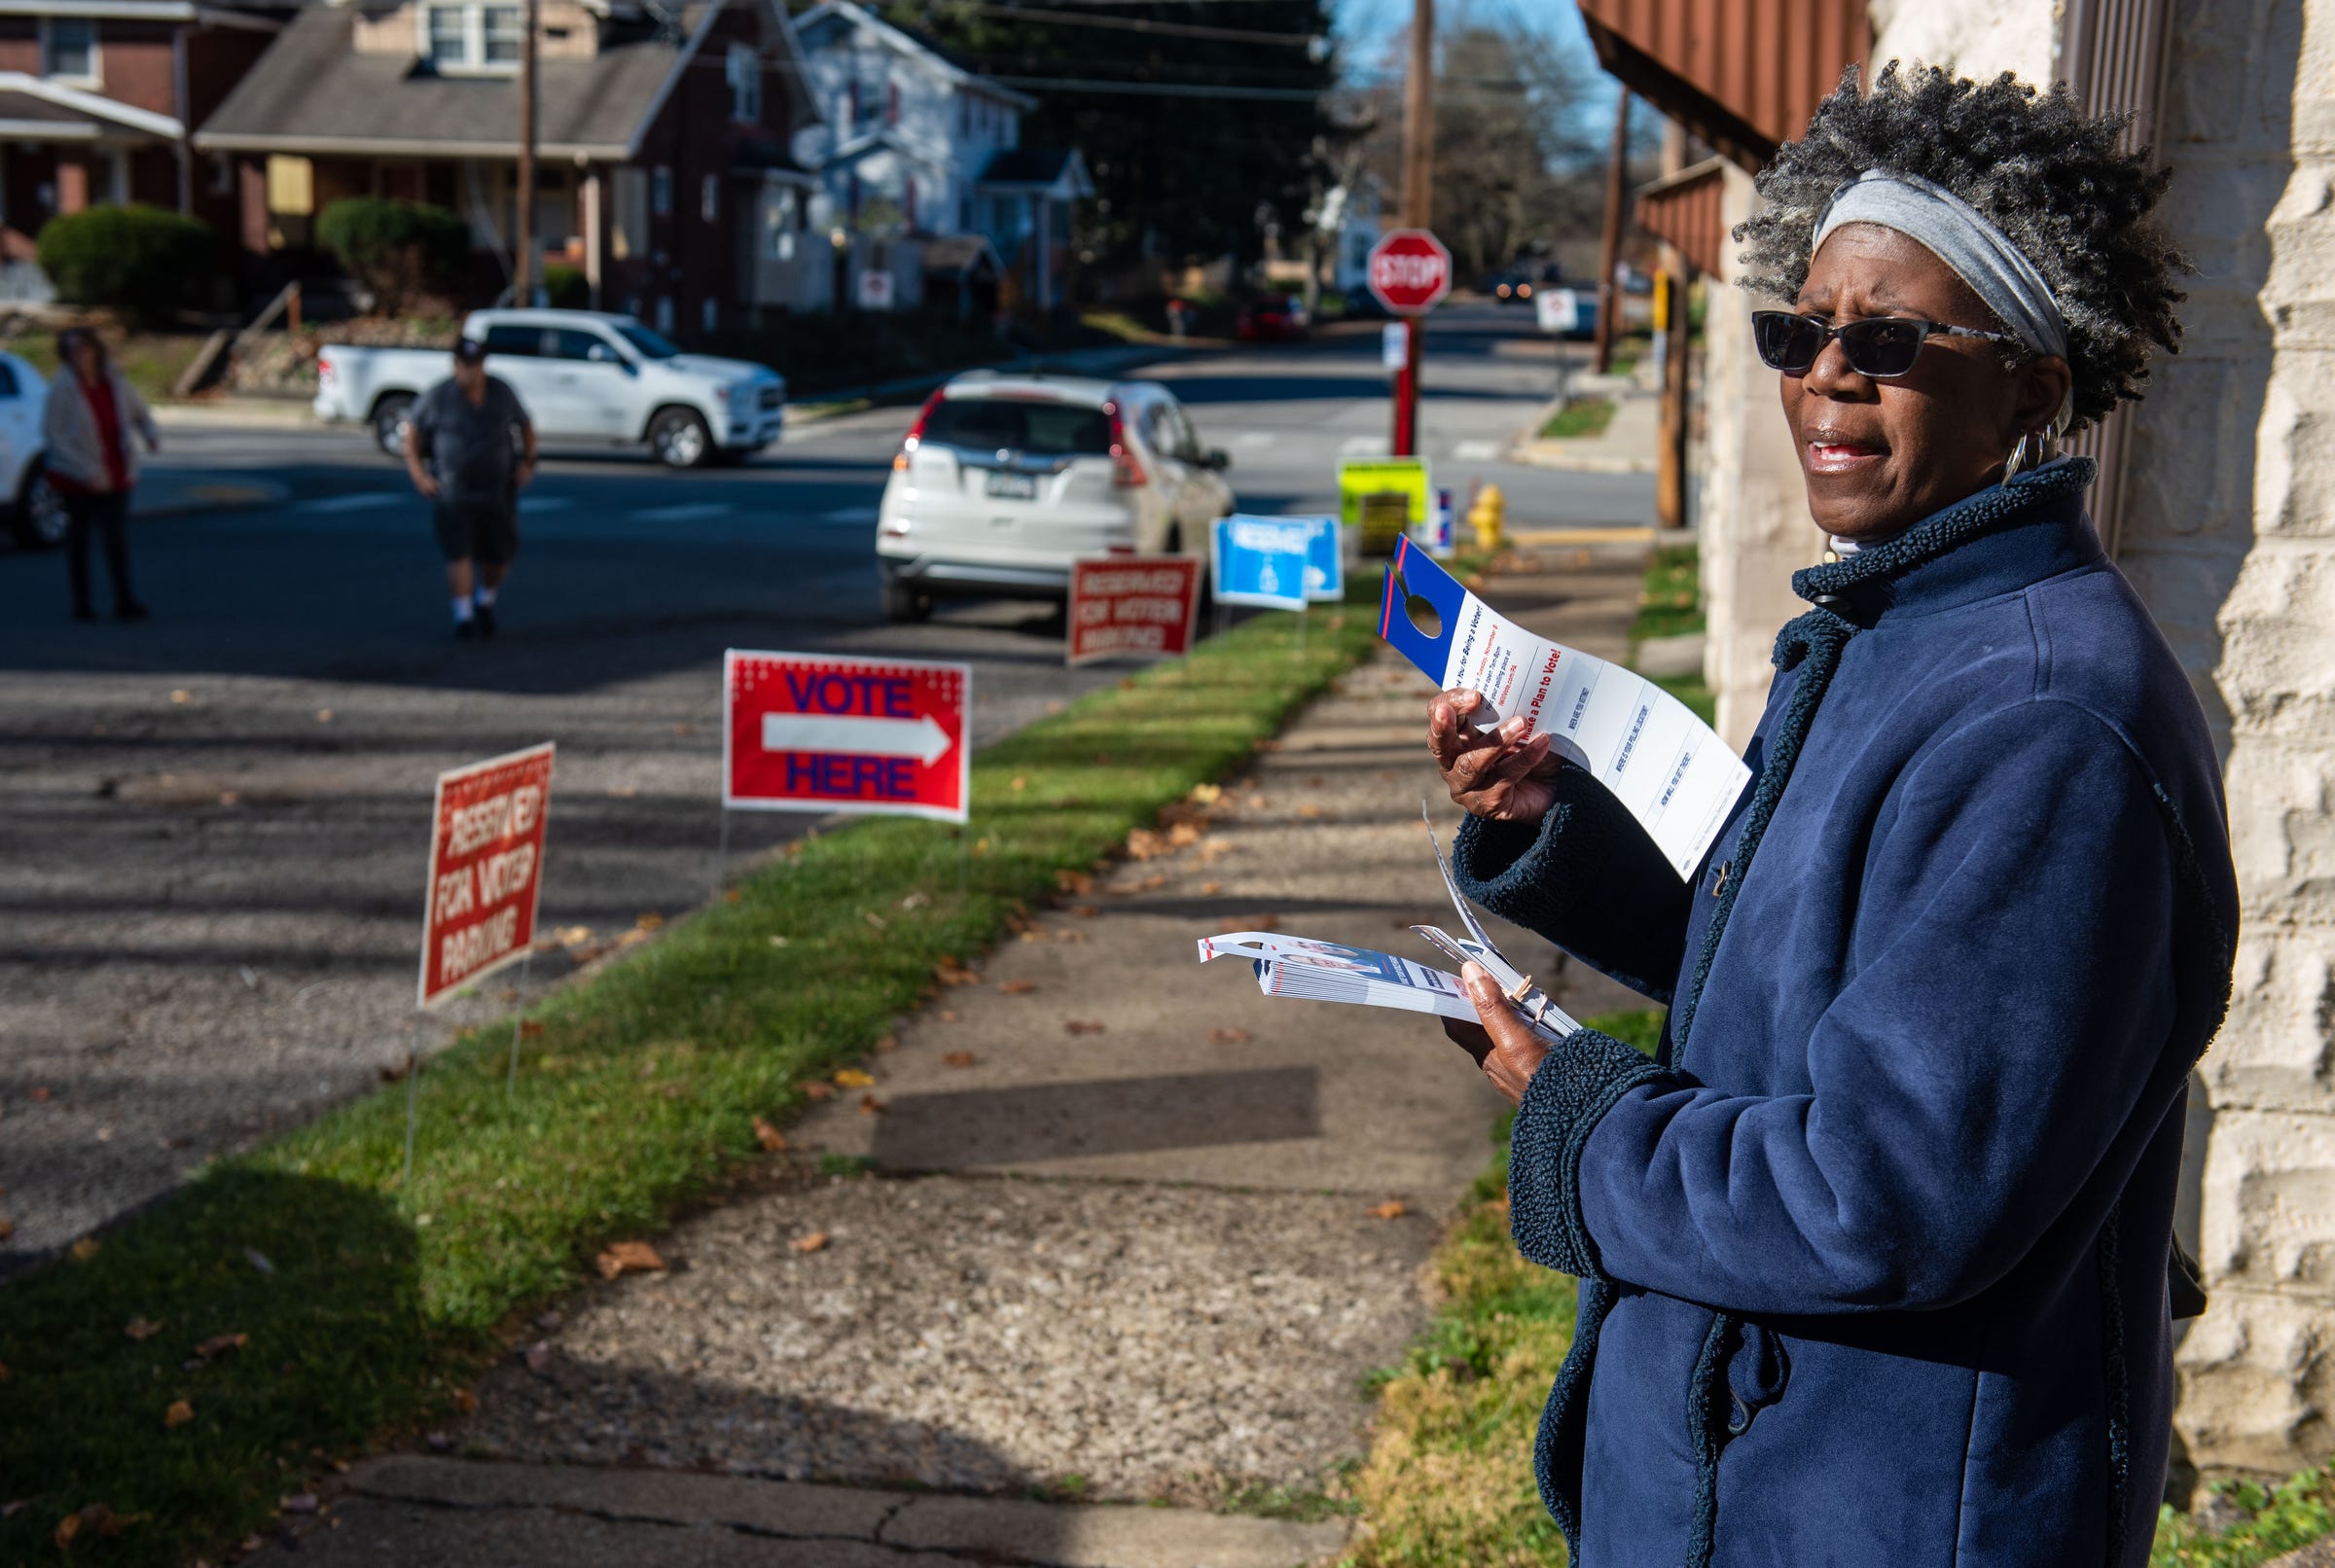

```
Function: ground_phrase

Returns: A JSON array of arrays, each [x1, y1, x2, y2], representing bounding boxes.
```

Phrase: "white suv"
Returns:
[[874, 372, 1235, 622]]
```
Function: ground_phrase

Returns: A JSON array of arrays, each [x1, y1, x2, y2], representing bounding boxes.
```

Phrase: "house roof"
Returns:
[[794, 1, 1035, 110], [0, 72, 184, 138], [976, 146, 1091, 197], [195, 0, 814, 160]]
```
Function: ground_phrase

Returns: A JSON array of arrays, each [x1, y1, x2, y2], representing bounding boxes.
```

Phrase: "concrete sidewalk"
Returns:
[[252, 547, 1652, 1566]]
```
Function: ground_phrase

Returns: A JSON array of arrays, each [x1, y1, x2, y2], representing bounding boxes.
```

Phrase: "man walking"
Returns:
[[404, 337, 534, 639]]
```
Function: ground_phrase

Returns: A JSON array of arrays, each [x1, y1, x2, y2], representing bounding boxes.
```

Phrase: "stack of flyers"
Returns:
[[1198, 930, 1481, 1023], [1194, 806, 1582, 1045]]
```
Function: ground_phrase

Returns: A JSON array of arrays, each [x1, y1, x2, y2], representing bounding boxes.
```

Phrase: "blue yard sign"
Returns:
[[1211, 516, 1311, 610], [1303, 517, 1344, 602]]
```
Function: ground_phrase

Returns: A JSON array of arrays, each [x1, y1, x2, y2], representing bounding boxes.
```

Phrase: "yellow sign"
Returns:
[[1338, 457, 1431, 555]]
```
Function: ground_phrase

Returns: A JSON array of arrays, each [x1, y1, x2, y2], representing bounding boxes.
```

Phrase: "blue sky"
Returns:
[[1329, 0, 1622, 136]]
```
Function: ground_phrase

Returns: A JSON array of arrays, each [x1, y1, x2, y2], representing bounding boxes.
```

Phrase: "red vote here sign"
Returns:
[[1066, 555, 1200, 666], [725, 650, 970, 823], [417, 741, 555, 1009]]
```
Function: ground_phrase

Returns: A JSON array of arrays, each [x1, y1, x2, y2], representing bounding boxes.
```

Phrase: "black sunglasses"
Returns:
[[1751, 310, 2022, 377]]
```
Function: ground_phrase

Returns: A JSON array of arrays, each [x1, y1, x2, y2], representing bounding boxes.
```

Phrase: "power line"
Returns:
[[955, 2, 1321, 45]]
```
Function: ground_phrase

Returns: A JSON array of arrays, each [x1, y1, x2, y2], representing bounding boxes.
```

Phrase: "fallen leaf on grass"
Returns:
[[1201, 881, 1224, 897], [874, 1034, 898, 1052], [1064, 1020, 1106, 1036], [768, 935, 791, 948], [124, 1317, 163, 1341], [1127, 829, 1166, 860], [164, 1400, 195, 1428], [863, 910, 888, 931], [944, 1051, 978, 1068], [1190, 783, 1223, 805], [452, 1388, 479, 1411], [1370, 1201, 1409, 1220], [939, 1009, 959, 1022], [753, 1118, 787, 1152], [519, 1019, 545, 1039], [69, 1237, 100, 1263], [1054, 870, 1094, 896], [791, 1231, 829, 1255], [634, 912, 664, 931], [595, 1240, 666, 1280], [997, 980, 1037, 995], [1010, 775, 1027, 791], [1054, 929, 1088, 944], [858, 1094, 885, 1115], [725, 889, 742, 904], [802, 1082, 835, 1102], [1209, 1028, 1252, 1045], [834, 1069, 875, 1087]]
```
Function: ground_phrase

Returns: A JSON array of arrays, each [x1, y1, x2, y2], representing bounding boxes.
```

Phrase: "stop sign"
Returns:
[[1367, 229, 1453, 315]]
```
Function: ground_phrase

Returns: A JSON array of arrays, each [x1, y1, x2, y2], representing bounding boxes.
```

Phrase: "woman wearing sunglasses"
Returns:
[[1425, 63, 2236, 1567]]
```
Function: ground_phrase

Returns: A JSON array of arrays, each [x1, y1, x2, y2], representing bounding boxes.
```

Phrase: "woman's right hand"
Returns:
[[1429, 689, 1564, 823]]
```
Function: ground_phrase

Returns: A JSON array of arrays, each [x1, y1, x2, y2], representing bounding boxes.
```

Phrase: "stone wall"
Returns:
[[2153, 0, 2335, 1482]]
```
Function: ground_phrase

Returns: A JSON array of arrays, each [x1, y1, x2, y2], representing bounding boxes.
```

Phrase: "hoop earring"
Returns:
[[2004, 429, 2047, 480]]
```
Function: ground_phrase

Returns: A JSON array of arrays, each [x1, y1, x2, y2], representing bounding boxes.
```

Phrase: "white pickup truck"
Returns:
[[313, 308, 787, 468]]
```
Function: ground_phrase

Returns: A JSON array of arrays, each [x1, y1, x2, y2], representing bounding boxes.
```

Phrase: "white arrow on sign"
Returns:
[[761, 712, 952, 766]]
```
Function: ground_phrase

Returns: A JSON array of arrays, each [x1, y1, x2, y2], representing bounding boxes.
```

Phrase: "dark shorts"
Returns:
[[433, 499, 520, 566]]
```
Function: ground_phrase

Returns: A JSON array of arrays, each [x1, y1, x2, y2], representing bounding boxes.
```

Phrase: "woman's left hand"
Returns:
[[1442, 961, 1553, 1105]]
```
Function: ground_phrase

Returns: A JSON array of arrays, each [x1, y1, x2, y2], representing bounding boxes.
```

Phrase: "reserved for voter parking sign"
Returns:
[[725, 650, 970, 823], [417, 741, 555, 1008], [1067, 555, 1200, 665]]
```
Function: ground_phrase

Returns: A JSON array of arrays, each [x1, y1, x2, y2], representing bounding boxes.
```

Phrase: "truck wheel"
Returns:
[[372, 393, 415, 458], [880, 571, 930, 624], [649, 408, 711, 469], [9, 460, 63, 550]]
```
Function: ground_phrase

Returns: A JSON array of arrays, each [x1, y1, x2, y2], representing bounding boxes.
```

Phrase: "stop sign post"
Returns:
[[1367, 229, 1452, 457]]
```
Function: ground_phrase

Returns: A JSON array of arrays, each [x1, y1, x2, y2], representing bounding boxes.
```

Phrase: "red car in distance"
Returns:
[[1236, 295, 1311, 342]]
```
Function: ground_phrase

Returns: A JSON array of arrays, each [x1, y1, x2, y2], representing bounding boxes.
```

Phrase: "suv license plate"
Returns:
[[985, 472, 1038, 500]]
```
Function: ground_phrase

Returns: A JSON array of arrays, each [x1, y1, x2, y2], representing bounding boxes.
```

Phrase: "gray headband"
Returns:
[[1812, 169, 2070, 365]]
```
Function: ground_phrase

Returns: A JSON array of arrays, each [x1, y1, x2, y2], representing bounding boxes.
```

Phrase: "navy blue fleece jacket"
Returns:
[[1453, 462, 2237, 1568]]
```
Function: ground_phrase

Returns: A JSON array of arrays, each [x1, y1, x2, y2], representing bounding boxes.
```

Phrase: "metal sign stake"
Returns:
[[504, 950, 534, 1095]]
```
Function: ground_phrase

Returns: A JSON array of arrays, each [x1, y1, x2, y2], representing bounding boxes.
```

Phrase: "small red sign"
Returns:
[[1066, 555, 1201, 666], [1367, 229, 1455, 316], [725, 650, 970, 823], [417, 742, 555, 1009]]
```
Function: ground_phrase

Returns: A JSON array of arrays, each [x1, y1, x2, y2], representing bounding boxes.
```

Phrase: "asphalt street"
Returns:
[[0, 301, 1652, 1264]]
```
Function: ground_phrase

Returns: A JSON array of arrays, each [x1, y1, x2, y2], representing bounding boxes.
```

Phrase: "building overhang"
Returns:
[[1634, 156, 1729, 276]]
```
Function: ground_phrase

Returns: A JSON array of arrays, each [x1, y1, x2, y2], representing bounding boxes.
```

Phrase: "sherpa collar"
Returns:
[[1791, 458, 2101, 625]]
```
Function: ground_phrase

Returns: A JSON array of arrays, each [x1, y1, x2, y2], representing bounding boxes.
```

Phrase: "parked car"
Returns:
[[1236, 294, 1310, 341], [875, 372, 1236, 623], [313, 309, 787, 468], [0, 349, 65, 550]]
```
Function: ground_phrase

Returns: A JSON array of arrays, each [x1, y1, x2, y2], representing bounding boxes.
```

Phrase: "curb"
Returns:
[[154, 400, 318, 431]]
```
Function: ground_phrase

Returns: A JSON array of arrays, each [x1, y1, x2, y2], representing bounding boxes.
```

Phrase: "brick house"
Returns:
[[0, 0, 279, 266], [192, 0, 827, 327]]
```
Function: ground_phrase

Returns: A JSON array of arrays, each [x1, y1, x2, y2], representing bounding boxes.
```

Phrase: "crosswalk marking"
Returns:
[[820, 505, 876, 523], [1338, 434, 1389, 457], [519, 495, 571, 515], [1451, 439, 1502, 461], [297, 491, 401, 514], [629, 502, 733, 524]]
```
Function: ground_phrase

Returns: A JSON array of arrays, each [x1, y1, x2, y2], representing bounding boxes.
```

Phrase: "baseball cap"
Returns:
[[453, 337, 486, 362]]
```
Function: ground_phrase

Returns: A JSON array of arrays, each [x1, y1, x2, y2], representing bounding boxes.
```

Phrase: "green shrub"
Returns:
[[36, 204, 214, 322], [316, 197, 470, 313], [542, 263, 589, 309]]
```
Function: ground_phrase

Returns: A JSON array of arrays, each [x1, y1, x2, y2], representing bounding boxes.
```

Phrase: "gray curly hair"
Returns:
[[1733, 61, 2188, 431]]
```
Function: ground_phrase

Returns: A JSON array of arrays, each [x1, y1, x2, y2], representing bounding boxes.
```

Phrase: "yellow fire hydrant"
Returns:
[[1469, 483, 1505, 552]]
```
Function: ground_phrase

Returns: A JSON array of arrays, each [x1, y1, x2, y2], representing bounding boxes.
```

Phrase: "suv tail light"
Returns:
[[894, 390, 945, 472], [1105, 401, 1146, 487]]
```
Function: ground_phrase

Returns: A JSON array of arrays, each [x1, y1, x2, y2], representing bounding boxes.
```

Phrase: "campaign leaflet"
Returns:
[[1197, 930, 1480, 1024], [1378, 539, 1750, 879]]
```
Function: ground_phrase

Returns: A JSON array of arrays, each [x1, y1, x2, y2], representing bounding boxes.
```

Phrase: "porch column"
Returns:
[[580, 162, 603, 308], [1034, 195, 1050, 308]]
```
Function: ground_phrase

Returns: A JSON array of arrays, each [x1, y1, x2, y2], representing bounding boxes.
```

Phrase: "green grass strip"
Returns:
[[1534, 398, 1617, 442], [0, 599, 1383, 1566], [1630, 542, 1704, 644]]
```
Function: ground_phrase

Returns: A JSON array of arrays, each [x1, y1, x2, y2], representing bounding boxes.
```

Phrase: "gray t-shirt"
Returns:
[[411, 375, 530, 506]]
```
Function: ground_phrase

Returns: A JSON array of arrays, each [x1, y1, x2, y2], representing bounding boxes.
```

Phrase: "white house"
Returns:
[[793, 1, 1089, 310]]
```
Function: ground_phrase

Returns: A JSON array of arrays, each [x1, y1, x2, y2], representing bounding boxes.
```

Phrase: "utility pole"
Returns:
[[513, 0, 540, 305], [1592, 89, 1629, 374], [1655, 120, 1689, 529], [1393, 0, 1432, 456]]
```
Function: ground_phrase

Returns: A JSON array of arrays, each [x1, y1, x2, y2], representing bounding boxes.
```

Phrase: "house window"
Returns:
[[612, 166, 648, 260], [765, 191, 797, 260], [700, 173, 718, 223], [42, 18, 95, 82], [422, 3, 521, 74], [853, 77, 881, 126], [726, 43, 761, 124], [652, 165, 672, 217]]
